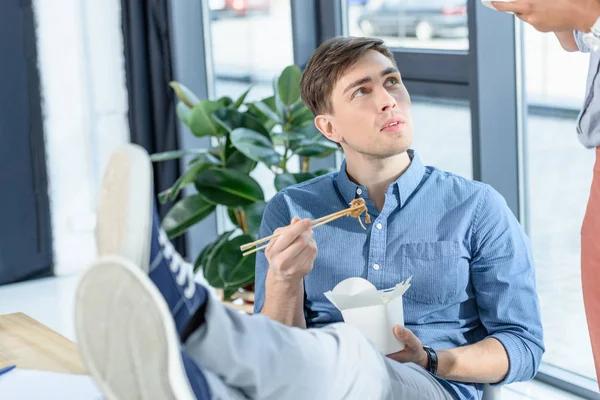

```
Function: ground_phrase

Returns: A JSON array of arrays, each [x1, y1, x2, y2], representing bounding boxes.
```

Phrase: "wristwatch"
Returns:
[[583, 16, 600, 53], [422, 345, 438, 376]]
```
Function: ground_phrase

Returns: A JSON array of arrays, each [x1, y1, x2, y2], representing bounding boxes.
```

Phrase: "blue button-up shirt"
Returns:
[[254, 151, 544, 400]]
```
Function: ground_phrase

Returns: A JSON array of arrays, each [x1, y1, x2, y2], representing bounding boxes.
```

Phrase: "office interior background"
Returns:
[[0, 0, 598, 398]]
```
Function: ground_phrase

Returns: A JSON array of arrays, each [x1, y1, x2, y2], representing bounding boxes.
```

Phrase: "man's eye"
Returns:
[[352, 88, 366, 98], [386, 77, 399, 86]]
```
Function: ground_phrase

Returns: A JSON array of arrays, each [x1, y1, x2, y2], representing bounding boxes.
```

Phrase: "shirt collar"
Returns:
[[335, 150, 426, 207]]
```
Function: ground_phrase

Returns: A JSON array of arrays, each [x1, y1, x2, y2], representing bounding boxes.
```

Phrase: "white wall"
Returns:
[[33, 0, 130, 275]]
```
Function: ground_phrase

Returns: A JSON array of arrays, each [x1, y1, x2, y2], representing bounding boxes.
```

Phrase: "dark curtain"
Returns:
[[121, 0, 186, 254]]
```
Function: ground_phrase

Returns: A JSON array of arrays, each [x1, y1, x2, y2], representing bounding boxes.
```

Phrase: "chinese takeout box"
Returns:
[[324, 277, 412, 355]]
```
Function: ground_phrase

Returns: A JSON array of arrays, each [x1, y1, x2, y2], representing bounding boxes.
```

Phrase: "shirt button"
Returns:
[[356, 188, 363, 195], [376, 223, 383, 230], [373, 263, 381, 271]]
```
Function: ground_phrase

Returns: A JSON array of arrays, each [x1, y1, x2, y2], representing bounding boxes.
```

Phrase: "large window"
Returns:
[[346, 0, 469, 51], [208, 0, 295, 233], [411, 98, 472, 178], [209, 0, 294, 101], [523, 25, 597, 382]]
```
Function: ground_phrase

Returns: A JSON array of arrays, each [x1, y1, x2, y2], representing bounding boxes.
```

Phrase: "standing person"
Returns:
[[493, 0, 600, 384]]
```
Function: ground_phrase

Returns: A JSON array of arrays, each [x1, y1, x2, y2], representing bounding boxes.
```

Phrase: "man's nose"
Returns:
[[379, 90, 397, 112]]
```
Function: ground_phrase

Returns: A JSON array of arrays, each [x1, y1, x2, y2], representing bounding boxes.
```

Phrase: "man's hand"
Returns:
[[386, 326, 429, 369], [492, 0, 600, 33], [265, 216, 317, 282]]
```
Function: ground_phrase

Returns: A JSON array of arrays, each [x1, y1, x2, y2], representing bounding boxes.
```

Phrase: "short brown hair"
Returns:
[[300, 36, 396, 116]]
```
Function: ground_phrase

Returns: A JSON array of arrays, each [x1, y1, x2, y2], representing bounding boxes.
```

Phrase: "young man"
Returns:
[[254, 36, 544, 400], [75, 36, 543, 400]]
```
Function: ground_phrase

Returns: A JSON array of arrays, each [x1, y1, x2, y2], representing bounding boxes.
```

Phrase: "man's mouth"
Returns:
[[380, 118, 405, 132]]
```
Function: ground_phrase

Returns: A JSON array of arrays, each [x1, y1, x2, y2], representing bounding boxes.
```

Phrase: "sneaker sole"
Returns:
[[97, 144, 153, 273], [75, 255, 196, 400]]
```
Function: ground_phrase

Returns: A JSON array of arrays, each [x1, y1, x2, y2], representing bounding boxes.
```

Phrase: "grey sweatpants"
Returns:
[[183, 297, 454, 400]]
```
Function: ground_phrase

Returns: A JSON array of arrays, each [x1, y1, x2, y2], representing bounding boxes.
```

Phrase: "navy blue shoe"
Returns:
[[75, 256, 212, 400], [149, 207, 207, 334], [97, 144, 209, 335]]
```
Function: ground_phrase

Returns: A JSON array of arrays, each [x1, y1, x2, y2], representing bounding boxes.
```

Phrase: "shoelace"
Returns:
[[158, 229, 196, 299]]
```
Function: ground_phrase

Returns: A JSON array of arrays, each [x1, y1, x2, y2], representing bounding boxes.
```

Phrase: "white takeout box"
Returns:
[[324, 277, 412, 355], [481, 0, 514, 10]]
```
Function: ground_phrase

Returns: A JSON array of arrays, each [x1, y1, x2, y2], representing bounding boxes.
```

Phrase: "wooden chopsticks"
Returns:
[[240, 198, 371, 257]]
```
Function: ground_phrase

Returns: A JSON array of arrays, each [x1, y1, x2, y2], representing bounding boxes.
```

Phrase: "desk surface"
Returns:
[[0, 297, 252, 377], [0, 312, 86, 375]]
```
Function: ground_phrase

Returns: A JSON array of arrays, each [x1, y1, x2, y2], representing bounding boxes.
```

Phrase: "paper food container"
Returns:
[[481, 0, 514, 10], [324, 277, 412, 355]]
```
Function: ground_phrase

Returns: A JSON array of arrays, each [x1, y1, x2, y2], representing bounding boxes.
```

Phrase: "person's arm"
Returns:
[[262, 261, 307, 328], [555, 31, 580, 52], [254, 194, 316, 328], [463, 186, 544, 384], [391, 328, 509, 383], [492, 0, 600, 33], [389, 186, 544, 384]]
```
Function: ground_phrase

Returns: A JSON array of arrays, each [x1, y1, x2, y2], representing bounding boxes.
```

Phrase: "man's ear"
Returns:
[[315, 115, 342, 144]]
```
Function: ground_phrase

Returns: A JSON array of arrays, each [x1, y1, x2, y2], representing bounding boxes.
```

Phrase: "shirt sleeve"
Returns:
[[470, 185, 545, 385], [253, 192, 291, 314], [574, 30, 592, 53]]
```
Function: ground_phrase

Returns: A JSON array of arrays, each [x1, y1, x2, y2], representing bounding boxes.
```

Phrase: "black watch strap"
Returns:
[[423, 345, 438, 376]]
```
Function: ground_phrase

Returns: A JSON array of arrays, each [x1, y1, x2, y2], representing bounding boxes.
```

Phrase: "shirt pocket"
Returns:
[[399, 241, 460, 305]]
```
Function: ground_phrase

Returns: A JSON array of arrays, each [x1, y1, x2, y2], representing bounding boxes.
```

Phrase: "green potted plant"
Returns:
[[152, 65, 338, 301]]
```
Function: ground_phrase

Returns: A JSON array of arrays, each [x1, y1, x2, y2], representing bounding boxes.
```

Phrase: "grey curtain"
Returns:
[[121, 0, 186, 254]]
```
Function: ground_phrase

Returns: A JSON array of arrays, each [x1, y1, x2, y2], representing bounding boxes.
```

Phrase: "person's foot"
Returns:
[[75, 255, 211, 400], [96, 144, 210, 334]]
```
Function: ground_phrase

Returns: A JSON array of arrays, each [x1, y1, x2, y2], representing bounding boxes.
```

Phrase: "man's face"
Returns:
[[316, 50, 413, 160]]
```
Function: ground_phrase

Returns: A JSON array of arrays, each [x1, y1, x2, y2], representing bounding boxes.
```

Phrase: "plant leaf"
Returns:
[[201, 230, 235, 288], [212, 109, 270, 139], [226, 150, 257, 174], [251, 101, 281, 124], [188, 152, 222, 167], [232, 87, 252, 109], [274, 172, 316, 192], [162, 195, 216, 238], [176, 102, 191, 125], [150, 149, 209, 162], [289, 105, 314, 127], [273, 76, 288, 123], [163, 160, 217, 202], [244, 201, 267, 237], [193, 241, 214, 274], [294, 141, 339, 157], [218, 235, 256, 287], [189, 100, 224, 137], [278, 65, 302, 106], [218, 96, 233, 108], [230, 128, 281, 166], [170, 82, 200, 108], [195, 168, 264, 207]]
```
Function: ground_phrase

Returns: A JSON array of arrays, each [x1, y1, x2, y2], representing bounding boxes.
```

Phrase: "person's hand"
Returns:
[[386, 326, 429, 369], [265, 217, 317, 282], [492, 0, 600, 33]]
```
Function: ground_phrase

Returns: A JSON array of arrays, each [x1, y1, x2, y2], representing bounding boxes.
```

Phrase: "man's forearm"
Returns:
[[261, 271, 306, 328], [433, 338, 509, 383]]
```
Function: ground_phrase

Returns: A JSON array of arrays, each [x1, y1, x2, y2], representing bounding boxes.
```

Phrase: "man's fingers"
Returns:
[[393, 325, 421, 348], [276, 229, 314, 263], [292, 238, 317, 269], [269, 218, 312, 254]]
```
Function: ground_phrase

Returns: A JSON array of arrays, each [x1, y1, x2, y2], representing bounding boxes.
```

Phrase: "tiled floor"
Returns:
[[0, 275, 589, 400]]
